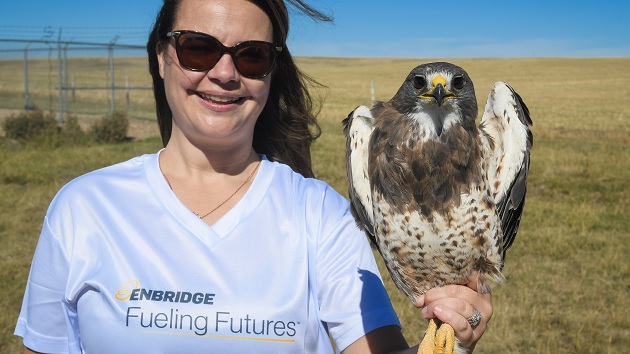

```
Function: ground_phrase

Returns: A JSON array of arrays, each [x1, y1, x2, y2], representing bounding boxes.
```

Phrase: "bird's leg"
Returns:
[[434, 323, 455, 354], [417, 320, 456, 354], [417, 319, 437, 354]]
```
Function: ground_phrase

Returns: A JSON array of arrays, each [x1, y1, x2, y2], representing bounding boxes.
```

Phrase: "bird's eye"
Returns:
[[452, 75, 466, 90], [413, 76, 427, 90]]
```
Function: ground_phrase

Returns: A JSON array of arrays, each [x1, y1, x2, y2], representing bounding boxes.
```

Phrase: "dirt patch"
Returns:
[[127, 118, 160, 140], [0, 109, 160, 140]]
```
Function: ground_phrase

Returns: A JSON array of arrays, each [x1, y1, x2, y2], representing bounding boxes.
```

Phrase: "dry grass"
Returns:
[[1, 57, 629, 353]]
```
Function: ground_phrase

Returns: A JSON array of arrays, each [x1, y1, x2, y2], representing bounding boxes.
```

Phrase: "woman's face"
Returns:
[[158, 0, 274, 149]]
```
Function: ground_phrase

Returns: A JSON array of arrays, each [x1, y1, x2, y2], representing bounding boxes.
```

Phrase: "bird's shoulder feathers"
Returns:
[[479, 81, 533, 260], [343, 105, 377, 239]]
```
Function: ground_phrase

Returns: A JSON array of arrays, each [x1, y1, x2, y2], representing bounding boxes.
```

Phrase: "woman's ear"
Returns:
[[156, 42, 166, 79]]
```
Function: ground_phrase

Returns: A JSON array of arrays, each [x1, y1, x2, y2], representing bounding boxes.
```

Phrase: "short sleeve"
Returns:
[[15, 216, 81, 353], [315, 188, 401, 351]]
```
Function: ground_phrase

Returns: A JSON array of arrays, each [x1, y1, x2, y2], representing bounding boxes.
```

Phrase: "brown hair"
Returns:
[[147, 0, 332, 178]]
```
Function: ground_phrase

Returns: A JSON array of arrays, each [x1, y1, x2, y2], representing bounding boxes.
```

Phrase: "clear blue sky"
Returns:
[[1, 0, 629, 58]]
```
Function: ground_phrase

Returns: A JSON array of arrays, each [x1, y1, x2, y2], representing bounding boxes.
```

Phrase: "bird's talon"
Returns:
[[417, 320, 455, 354]]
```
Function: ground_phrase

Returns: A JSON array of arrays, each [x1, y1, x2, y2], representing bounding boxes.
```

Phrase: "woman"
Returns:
[[16, 0, 492, 353]]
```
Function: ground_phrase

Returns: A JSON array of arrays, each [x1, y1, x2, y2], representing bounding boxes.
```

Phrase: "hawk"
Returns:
[[343, 62, 532, 354]]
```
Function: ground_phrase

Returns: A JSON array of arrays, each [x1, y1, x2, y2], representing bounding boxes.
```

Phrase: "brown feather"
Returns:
[[369, 103, 484, 220]]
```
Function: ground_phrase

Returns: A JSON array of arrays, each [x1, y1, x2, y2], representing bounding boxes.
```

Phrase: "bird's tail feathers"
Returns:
[[476, 260, 505, 294]]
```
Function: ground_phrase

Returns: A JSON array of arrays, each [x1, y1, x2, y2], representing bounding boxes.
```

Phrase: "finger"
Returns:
[[423, 283, 478, 305], [421, 296, 474, 323], [420, 293, 491, 337], [423, 283, 493, 320], [414, 294, 425, 308], [430, 301, 490, 349], [429, 304, 476, 345]]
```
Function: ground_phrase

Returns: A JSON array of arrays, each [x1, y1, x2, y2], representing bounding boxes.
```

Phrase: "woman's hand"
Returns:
[[415, 273, 493, 352]]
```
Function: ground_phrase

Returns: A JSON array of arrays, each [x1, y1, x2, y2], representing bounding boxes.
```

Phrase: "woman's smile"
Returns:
[[192, 90, 246, 105]]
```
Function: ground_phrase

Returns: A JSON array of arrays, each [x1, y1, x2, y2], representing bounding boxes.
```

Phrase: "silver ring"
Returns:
[[467, 307, 481, 327]]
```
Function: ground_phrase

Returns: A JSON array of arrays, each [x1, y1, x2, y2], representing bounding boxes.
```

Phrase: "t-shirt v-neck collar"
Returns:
[[145, 150, 272, 244]]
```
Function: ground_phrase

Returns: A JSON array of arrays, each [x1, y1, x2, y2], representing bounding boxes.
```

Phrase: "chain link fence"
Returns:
[[0, 38, 155, 122]]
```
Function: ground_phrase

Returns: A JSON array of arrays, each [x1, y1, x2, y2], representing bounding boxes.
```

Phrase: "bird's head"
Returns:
[[389, 62, 478, 137]]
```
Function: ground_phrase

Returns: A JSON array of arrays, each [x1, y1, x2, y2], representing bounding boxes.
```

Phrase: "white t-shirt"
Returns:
[[15, 152, 400, 353]]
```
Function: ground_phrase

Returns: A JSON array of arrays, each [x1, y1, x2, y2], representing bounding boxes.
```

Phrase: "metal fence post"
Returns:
[[57, 29, 64, 123], [108, 36, 119, 114], [63, 42, 71, 115], [23, 43, 31, 109]]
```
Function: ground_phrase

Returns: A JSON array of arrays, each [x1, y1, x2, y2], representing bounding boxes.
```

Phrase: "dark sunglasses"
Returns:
[[166, 30, 282, 79]]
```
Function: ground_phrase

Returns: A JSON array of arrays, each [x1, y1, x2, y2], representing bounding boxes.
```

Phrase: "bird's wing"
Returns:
[[343, 105, 377, 241], [479, 82, 533, 260]]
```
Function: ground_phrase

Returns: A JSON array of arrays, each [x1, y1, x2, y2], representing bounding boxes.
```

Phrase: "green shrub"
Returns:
[[2, 110, 131, 147], [60, 114, 88, 145], [89, 111, 129, 143], [2, 110, 59, 140]]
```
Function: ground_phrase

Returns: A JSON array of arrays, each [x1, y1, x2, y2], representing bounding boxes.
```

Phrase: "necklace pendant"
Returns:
[[164, 160, 261, 221]]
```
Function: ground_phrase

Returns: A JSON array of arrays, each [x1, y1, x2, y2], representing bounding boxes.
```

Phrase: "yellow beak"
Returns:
[[419, 75, 454, 107]]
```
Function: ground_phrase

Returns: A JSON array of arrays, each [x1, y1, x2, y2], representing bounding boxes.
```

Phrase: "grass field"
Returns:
[[1, 57, 629, 353]]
